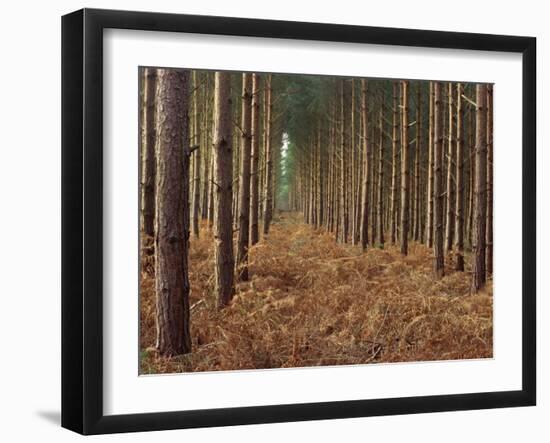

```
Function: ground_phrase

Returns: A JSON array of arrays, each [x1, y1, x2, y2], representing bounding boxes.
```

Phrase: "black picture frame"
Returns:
[[61, 8, 536, 435]]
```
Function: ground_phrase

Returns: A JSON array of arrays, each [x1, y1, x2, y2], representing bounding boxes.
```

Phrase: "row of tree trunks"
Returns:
[[290, 79, 491, 277], [142, 68, 286, 358], [143, 71, 495, 357]]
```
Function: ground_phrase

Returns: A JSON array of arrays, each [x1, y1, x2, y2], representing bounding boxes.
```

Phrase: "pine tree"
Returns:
[[454, 83, 465, 271], [236, 73, 253, 281], [400, 81, 410, 255], [140, 67, 157, 239], [390, 82, 399, 244], [213, 72, 235, 307], [154, 69, 192, 356], [249, 73, 261, 246], [191, 71, 202, 238], [471, 84, 488, 293], [433, 82, 445, 278], [359, 79, 370, 251], [426, 82, 434, 248], [263, 74, 274, 235], [377, 105, 385, 248], [445, 83, 455, 252], [486, 84, 494, 276]]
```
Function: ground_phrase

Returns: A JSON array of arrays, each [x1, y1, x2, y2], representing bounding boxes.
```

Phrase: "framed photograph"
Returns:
[[61, 8, 536, 435]]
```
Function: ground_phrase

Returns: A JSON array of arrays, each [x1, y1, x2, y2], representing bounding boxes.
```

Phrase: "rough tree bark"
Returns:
[[390, 82, 399, 244], [154, 68, 192, 356], [486, 84, 494, 276], [377, 105, 385, 248], [350, 80, 356, 243], [200, 75, 210, 221], [467, 109, 475, 246], [249, 73, 261, 246], [454, 84, 465, 271], [359, 79, 370, 251], [471, 84, 488, 293], [339, 79, 349, 244], [426, 82, 434, 247], [263, 74, 274, 235], [433, 82, 445, 278], [236, 73, 252, 281], [191, 71, 201, 238], [140, 67, 157, 239], [413, 84, 421, 241], [213, 72, 235, 307], [370, 122, 377, 246], [445, 83, 455, 252], [400, 81, 410, 255]]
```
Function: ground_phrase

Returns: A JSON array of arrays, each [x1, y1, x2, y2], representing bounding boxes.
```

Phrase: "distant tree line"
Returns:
[[283, 77, 493, 289]]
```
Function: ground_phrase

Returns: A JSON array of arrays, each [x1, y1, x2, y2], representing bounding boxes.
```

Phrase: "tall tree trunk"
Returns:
[[426, 82, 434, 247], [390, 82, 399, 244], [236, 74, 252, 281], [377, 105, 385, 248], [207, 154, 215, 227], [249, 73, 261, 246], [370, 122, 377, 246], [350, 80, 357, 244], [400, 81, 410, 255], [232, 109, 241, 230], [154, 68, 192, 356], [413, 84, 421, 241], [433, 82, 445, 278], [191, 71, 201, 238], [339, 79, 349, 243], [454, 84, 465, 271], [445, 83, 455, 252], [201, 74, 210, 220], [486, 84, 494, 276], [140, 68, 157, 240], [359, 79, 370, 250], [309, 142, 315, 224], [317, 126, 324, 226], [467, 108, 475, 246], [263, 74, 274, 235], [471, 84, 488, 292], [213, 72, 235, 307]]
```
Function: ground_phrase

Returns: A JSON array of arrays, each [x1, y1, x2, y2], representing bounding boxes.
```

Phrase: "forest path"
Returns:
[[140, 213, 493, 374]]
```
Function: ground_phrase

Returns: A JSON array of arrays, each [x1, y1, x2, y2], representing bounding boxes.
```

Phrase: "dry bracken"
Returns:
[[140, 213, 492, 374]]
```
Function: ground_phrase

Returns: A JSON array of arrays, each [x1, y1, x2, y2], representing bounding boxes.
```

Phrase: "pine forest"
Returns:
[[139, 68, 493, 373]]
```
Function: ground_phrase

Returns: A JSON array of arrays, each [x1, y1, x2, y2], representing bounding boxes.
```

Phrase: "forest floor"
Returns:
[[140, 213, 493, 374]]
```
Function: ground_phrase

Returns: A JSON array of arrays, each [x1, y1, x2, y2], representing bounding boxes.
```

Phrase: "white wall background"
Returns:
[[0, 0, 546, 441]]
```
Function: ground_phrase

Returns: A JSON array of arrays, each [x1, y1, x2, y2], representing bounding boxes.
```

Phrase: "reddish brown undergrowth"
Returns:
[[140, 213, 492, 374]]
